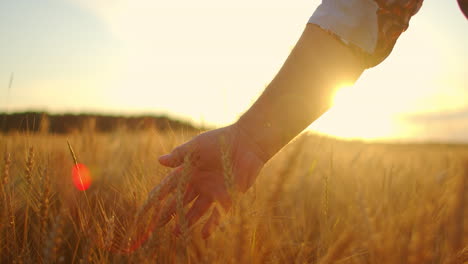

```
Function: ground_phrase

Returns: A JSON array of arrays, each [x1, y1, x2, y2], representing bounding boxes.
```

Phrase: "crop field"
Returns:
[[0, 129, 467, 263]]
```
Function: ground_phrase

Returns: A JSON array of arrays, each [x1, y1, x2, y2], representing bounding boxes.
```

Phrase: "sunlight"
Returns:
[[2, 0, 464, 142], [308, 85, 408, 140]]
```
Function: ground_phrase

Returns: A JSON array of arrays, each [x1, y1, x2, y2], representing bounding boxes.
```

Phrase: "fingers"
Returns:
[[186, 196, 212, 227], [212, 188, 232, 213], [183, 185, 198, 205], [156, 195, 176, 227], [155, 167, 185, 201], [148, 166, 187, 203], [202, 207, 221, 239], [139, 166, 186, 219], [157, 185, 198, 227], [199, 188, 230, 239], [159, 141, 195, 168], [170, 187, 230, 238], [174, 195, 212, 235]]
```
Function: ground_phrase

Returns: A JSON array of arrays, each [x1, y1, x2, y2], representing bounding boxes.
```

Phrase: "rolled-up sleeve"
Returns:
[[308, 0, 423, 68]]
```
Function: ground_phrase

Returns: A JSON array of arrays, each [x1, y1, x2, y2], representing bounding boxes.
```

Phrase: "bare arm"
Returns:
[[237, 23, 365, 162], [150, 24, 366, 238], [148, 0, 424, 239]]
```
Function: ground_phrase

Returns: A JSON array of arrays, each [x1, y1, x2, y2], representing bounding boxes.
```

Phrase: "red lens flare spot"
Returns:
[[72, 163, 92, 191]]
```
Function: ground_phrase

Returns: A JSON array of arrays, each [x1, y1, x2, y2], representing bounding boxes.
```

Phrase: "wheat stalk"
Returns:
[[176, 154, 191, 244], [24, 146, 34, 186], [67, 139, 78, 165], [39, 166, 50, 252], [2, 151, 11, 187]]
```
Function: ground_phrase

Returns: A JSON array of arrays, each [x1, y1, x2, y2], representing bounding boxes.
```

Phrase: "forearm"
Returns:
[[236, 24, 365, 161]]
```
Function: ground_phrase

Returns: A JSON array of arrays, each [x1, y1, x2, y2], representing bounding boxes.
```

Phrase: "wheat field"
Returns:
[[0, 128, 467, 263]]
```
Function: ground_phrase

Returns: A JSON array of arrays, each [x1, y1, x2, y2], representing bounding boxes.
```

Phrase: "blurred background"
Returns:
[[1, 0, 467, 141]]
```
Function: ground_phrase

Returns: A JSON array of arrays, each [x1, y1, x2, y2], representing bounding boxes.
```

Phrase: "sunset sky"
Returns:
[[1, 0, 467, 142]]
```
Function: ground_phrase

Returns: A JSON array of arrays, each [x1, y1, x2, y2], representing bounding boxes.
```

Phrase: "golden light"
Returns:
[[308, 84, 409, 141]]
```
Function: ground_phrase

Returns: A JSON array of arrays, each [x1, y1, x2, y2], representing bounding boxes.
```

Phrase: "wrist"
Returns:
[[233, 118, 276, 163], [232, 121, 271, 163]]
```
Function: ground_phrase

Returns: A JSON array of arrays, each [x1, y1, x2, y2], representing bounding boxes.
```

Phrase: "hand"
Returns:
[[149, 124, 266, 239]]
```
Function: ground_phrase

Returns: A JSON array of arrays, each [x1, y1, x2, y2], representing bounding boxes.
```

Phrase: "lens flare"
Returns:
[[72, 163, 92, 191]]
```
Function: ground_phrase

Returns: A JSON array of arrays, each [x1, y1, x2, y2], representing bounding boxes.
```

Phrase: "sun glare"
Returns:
[[308, 85, 407, 141]]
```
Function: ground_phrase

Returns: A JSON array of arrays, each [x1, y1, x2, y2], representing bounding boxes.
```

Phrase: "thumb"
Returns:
[[159, 143, 190, 168]]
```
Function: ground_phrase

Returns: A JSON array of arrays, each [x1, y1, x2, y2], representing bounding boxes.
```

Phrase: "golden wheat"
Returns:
[[0, 130, 466, 263]]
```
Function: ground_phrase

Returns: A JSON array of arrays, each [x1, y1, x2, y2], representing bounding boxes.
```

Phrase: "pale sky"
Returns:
[[1, 0, 467, 142]]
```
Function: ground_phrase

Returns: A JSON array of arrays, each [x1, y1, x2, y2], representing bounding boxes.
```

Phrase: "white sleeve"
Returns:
[[308, 0, 423, 68], [309, 0, 379, 54]]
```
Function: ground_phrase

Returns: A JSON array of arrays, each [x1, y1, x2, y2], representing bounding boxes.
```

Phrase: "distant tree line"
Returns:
[[0, 112, 198, 134]]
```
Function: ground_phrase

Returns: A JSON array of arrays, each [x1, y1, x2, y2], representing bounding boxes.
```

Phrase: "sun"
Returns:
[[307, 84, 407, 141]]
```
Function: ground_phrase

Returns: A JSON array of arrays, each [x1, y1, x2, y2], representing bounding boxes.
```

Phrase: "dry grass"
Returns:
[[0, 129, 467, 263]]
